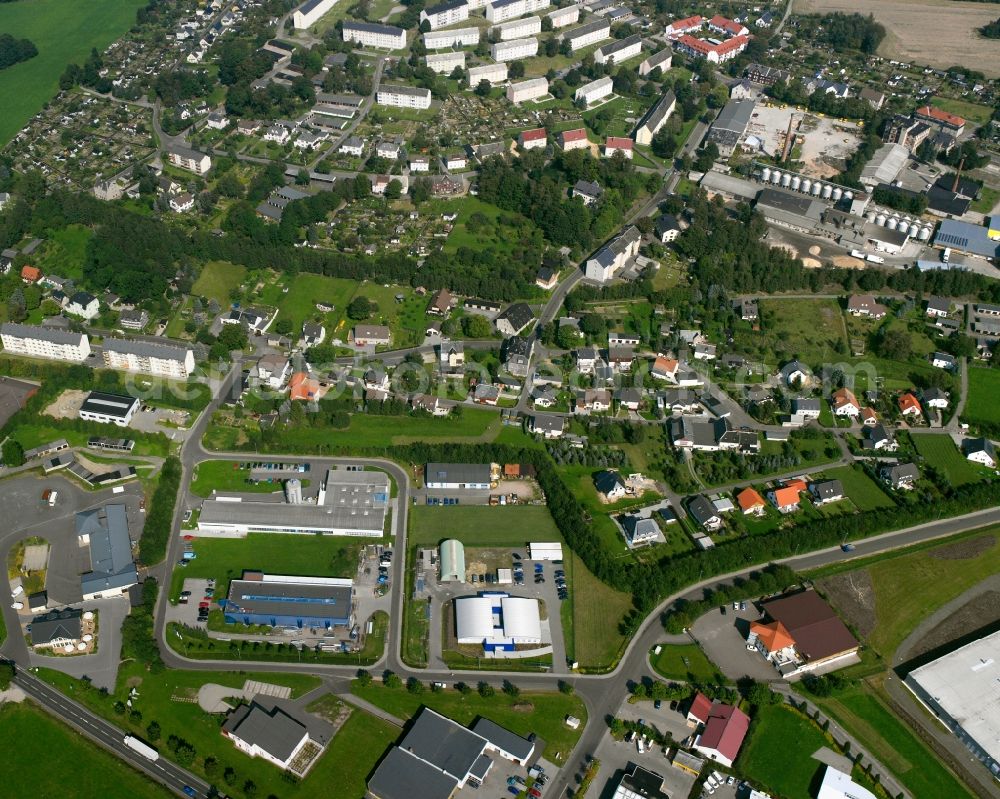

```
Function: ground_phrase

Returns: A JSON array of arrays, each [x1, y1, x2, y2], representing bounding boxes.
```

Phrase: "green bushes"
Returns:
[[138, 456, 181, 565]]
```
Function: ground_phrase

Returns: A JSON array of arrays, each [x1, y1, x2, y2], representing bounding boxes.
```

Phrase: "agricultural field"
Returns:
[[912, 434, 985, 487], [814, 526, 1000, 657], [821, 465, 895, 511], [0, 702, 173, 798], [0, 0, 145, 145], [167, 533, 365, 600], [964, 367, 1000, 427], [351, 681, 587, 765], [796, 0, 1000, 77]]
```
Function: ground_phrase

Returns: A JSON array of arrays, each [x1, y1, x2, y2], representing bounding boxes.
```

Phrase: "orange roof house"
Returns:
[[831, 387, 860, 415], [915, 105, 966, 131], [736, 487, 766, 515], [898, 392, 922, 416], [20, 265, 41, 283], [750, 620, 795, 654], [770, 483, 803, 512], [289, 372, 320, 401], [783, 478, 807, 494], [860, 407, 878, 426], [652, 355, 679, 379]]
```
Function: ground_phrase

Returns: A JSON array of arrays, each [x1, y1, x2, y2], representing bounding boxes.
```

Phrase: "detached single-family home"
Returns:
[[925, 297, 951, 318], [930, 352, 956, 370], [792, 398, 821, 420], [897, 392, 923, 418], [692, 702, 750, 768], [964, 437, 996, 468], [576, 346, 600, 374], [572, 180, 603, 206], [688, 494, 723, 531], [530, 413, 565, 439], [574, 388, 612, 414], [846, 294, 887, 319], [810, 479, 844, 506], [651, 355, 679, 382], [65, 291, 100, 321], [922, 387, 949, 409], [780, 360, 811, 387], [495, 303, 534, 337], [881, 462, 919, 489], [655, 214, 681, 243], [830, 387, 860, 418], [352, 324, 391, 347], [594, 469, 627, 499], [860, 407, 878, 426], [736, 487, 766, 516], [769, 479, 806, 513], [862, 423, 896, 451]]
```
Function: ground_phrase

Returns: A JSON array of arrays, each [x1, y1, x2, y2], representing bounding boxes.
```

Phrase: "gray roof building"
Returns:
[[707, 99, 756, 151], [687, 494, 720, 527], [77, 504, 137, 598], [471, 718, 535, 761], [369, 747, 460, 799], [30, 608, 83, 646], [103, 337, 192, 362], [0, 322, 86, 346], [424, 462, 491, 486], [222, 700, 310, 763]]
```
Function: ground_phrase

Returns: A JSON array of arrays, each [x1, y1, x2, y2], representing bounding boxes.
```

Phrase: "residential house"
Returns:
[[594, 469, 627, 499], [615, 388, 642, 411], [810, 479, 844, 506], [860, 407, 878, 426], [687, 494, 722, 531], [300, 323, 326, 348], [736, 487, 766, 516], [624, 517, 660, 547], [502, 335, 533, 378], [572, 180, 603, 206], [692, 703, 750, 768], [862, 423, 896, 451], [846, 294, 887, 319], [923, 386, 950, 409], [651, 355, 679, 382], [657, 388, 700, 414], [536, 267, 558, 290], [881, 462, 920, 489], [792, 398, 821, 420], [576, 346, 600, 374], [964, 437, 996, 468], [250, 354, 292, 390], [169, 193, 195, 213], [559, 128, 590, 151], [574, 388, 612, 414], [21, 265, 42, 284], [603, 136, 633, 159], [693, 342, 717, 361], [518, 128, 547, 150], [897, 392, 923, 418], [65, 291, 100, 321], [352, 324, 391, 347], [439, 342, 465, 376], [930, 351, 957, 370], [411, 394, 450, 416], [495, 303, 534, 337], [584, 226, 642, 283], [288, 372, 320, 401], [472, 383, 500, 405], [427, 288, 454, 317], [780, 360, 812, 387], [769, 479, 806, 513], [608, 346, 636, 372], [530, 413, 565, 439], [655, 214, 681, 243], [669, 416, 759, 453], [734, 297, 758, 321], [831, 387, 861, 418], [925, 297, 951, 318]]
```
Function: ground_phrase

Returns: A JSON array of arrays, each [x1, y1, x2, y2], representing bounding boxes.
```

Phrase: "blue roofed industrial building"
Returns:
[[223, 572, 354, 629], [933, 219, 1000, 261]]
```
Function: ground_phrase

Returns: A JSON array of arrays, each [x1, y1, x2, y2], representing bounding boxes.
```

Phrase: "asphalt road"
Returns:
[[14, 668, 209, 798]]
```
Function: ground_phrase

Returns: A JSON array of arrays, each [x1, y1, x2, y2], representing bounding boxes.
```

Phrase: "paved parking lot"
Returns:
[[590, 730, 697, 799], [690, 603, 776, 682]]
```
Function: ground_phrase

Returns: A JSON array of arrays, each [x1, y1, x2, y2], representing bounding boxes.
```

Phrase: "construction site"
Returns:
[[746, 103, 865, 178]]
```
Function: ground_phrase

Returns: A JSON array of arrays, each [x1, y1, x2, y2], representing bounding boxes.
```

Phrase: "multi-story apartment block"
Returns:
[[377, 84, 433, 109], [342, 20, 407, 49], [0, 323, 91, 362], [102, 339, 196, 379]]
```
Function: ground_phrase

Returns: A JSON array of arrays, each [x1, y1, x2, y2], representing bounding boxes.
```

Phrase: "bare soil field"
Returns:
[[927, 533, 995, 560], [817, 569, 877, 640], [797, 0, 1000, 77]]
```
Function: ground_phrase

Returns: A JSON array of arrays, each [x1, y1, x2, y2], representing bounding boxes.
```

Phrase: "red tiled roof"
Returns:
[[605, 136, 633, 149], [916, 105, 966, 128], [667, 14, 703, 32], [289, 372, 320, 401], [898, 392, 922, 413], [652, 355, 678, 374], [736, 487, 766, 512], [783, 478, 807, 493], [831, 387, 859, 410], [698, 703, 750, 763], [762, 590, 860, 663], [561, 128, 588, 142], [688, 692, 712, 723], [750, 619, 795, 653], [20, 265, 41, 281], [520, 128, 546, 142], [677, 33, 749, 56], [771, 485, 801, 509], [708, 14, 744, 34]]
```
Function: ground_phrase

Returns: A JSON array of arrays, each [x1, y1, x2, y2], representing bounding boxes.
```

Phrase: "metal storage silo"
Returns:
[[791, 176, 801, 191], [918, 226, 932, 241], [822, 183, 833, 199], [887, 217, 898, 231], [866, 211, 876, 223], [802, 179, 812, 194], [844, 191, 854, 201], [770, 169, 782, 184], [832, 187, 843, 201], [876, 213, 887, 225], [908, 223, 920, 237], [812, 181, 822, 195], [781, 172, 792, 187], [761, 167, 771, 183]]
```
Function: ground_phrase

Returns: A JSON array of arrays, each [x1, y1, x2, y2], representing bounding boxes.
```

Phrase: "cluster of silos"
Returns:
[[758, 166, 853, 204], [864, 208, 933, 240]]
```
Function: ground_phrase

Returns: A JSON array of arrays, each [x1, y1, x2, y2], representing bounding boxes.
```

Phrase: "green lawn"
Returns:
[[275, 272, 358, 334], [168, 533, 365, 600], [821, 465, 895, 511], [971, 185, 999, 215], [912, 434, 984, 487], [35, 224, 92, 281], [755, 298, 847, 366], [11, 421, 169, 457], [650, 642, 726, 683], [188, 459, 308, 498], [808, 683, 975, 799], [0, 702, 173, 798], [303, 701, 400, 799], [0, 0, 145, 145], [191, 261, 247, 306], [37, 665, 322, 799], [929, 96, 995, 126], [964, 367, 1000, 426], [408, 504, 561, 548], [815, 525, 1000, 657], [567, 551, 633, 671], [739, 703, 883, 799], [351, 681, 587, 765]]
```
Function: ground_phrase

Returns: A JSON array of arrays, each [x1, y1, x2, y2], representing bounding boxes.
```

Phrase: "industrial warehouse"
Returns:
[[197, 468, 389, 537], [455, 592, 542, 652], [223, 572, 354, 629]]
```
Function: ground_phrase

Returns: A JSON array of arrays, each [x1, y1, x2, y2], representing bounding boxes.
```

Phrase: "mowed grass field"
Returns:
[[912, 434, 985, 487], [756, 298, 847, 366], [650, 642, 725, 683], [275, 408, 499, 448], [565, 551, 634, 670], [822, 465, 895, 510], [409, 504, 561, 548], [964, 367, 1000, 426], [0, 0, 145, 144], [0, 702, 173, 798], [797, 0, 1000, 77], [191, 260, 247, 306]]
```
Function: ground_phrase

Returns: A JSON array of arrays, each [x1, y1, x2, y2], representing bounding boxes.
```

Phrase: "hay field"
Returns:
[[797, 0, 1000, 77]]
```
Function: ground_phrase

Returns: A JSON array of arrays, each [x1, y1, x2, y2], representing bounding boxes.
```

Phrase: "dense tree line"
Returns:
[[768, 78, 880, 122], [137, 456, 181, 564], [982, 17, 1000, 38], [872, 184, 927, 215], [0, 33, 37, 70], [796, 13, 886, 54], [120, 579, 164, 672]]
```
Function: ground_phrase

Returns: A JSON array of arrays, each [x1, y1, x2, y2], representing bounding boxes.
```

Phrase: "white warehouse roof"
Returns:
[[499, 596, 541, 640], [454, 594, 541, 645], [455, 597, 497, 640]]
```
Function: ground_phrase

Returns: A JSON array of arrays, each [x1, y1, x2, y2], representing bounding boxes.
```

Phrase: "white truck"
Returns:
[[850, 249, 867, 260], [123, 735, 160, 762], [865, 254, 885, 264]]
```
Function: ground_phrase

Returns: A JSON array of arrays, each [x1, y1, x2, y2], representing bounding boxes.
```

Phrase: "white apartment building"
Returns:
[[467, 62, 508, 86], [562, 19, 610, 51], [491, 37, 538, 61], [424, 26, 480, 48], [102, 338, 197, 379], [491, 15, 541, 40], [293, 0, 337, 29], [167, 146, 212, 174], [485, 0, 549, 23], [575, 75, 613, 104], [342, 20, 407, 49], [507, 77, 548, 103], [594, 33, 641, 65], [426, 50, 466, 73], [0, 323, 91, 362], [639, 47, 672, 76], [377, 84, 433, 109], [585, 226, 642, 282], [547, 3, 580, 28], [420, 0, 469, 29]]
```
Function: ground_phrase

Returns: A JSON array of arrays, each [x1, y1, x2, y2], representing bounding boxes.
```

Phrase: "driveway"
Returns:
[[689, 603, 778, 683]]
